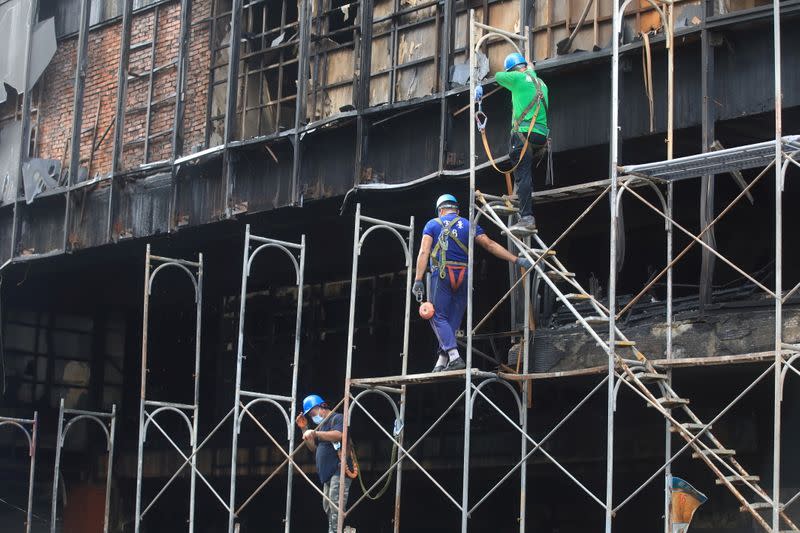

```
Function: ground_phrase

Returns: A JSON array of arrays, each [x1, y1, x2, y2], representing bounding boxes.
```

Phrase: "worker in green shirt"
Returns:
[[476, 52, 549, 235]]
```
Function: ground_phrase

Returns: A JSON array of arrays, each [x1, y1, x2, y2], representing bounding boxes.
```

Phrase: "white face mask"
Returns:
[[311, 414, 324, 425]]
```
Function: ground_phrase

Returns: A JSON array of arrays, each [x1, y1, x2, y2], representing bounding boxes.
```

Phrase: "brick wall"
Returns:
[[182, 0, 212, 156], [34, 0, 212, 177], [37, 39, 77, 173]]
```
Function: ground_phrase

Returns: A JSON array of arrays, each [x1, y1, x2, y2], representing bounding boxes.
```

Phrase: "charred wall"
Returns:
[[1, 0, 798, 263]]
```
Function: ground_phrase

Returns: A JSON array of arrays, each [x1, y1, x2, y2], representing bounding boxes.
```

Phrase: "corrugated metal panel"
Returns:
[[0, 206, 13, 264], [114, 172, 171, 238], [230, 141, 294, 214], [174, 161, 226, 227], [17, 194, 65, 254], [299, 124, 357, 201], [67, 184, 110, 249], [362, 107, 440, 184]]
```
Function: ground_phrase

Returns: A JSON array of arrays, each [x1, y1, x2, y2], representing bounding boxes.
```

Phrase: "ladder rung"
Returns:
[[670, 422, 709, 432], [504, 229, 538, 237], [648, 397, 689, 408], [582, 316, 609, 325], [488, 203, 519, 216], [739, 502, 774, 512], [716, 475, 760, 485], [565, 293, 592, 300], [614, 340, 636, 347], [528, 248, 556, 256], [692, 448, 736, 459], [545, 271, 574, 281], [632, 372, 668, 383]]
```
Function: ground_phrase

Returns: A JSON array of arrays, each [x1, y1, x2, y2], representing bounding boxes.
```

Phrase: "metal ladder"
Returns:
[[477, 191, 798, 533]]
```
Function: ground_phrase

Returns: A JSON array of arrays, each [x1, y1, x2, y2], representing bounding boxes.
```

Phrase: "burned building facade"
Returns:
[[1, 0, 799, 531]]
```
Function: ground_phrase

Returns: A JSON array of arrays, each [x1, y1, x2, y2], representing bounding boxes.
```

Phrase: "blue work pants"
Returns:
[[429, 268, 468, 353]]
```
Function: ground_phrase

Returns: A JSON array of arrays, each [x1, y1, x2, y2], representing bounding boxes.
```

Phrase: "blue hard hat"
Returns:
[[504, 52, 527, 72], [436, 194, 459, 211], [302, 394, 325, 415]]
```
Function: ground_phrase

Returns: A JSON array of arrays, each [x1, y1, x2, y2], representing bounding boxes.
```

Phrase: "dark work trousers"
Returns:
[[509, 132, 548, 217]]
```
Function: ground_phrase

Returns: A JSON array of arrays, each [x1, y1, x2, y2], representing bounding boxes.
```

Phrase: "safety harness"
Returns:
[[430, 216, 469, 290], [476, 71, 552, 194]]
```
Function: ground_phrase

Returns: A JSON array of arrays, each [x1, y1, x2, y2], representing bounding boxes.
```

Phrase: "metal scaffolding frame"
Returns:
[[50, 399, 116, 533], [227, 225, 306, 533], [469, 0, 793, 530], [135, 245, 204, 533], [338, 203, 414, 533], [325, 0, 795, 531], [0, 413, 37, 533]]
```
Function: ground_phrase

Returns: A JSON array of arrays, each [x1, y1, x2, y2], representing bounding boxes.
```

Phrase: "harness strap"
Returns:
[[480, 101, 540, 177], [430, 217, 469, 259], [447, 265, 467, 291]]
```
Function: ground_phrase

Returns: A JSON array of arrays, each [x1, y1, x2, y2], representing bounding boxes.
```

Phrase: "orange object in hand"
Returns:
[[295, 412, 308, 429], [419, 301, 435, 320]]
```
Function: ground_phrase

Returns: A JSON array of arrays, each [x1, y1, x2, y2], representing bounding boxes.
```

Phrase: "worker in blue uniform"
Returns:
[[412, 194, 533, 372]]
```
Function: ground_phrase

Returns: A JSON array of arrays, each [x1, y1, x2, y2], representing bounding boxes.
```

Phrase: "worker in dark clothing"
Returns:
[[412, 194, 533, 372], [476, 52, 550, 235], [299, 394, 352, 533]]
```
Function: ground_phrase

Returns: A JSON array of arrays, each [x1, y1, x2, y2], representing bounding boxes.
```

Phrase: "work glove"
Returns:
[[517, 256, 533, 270], [412, 280, 425, 302], [474, 85, 484, 101]]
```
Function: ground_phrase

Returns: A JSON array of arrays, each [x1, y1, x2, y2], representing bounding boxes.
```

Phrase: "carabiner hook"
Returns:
[[475, 109, 487, 132]]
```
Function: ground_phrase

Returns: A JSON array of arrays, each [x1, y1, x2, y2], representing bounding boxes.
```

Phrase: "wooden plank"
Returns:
[[500, 365, 609, 381], [350, 368, 497, 387], [498, 351, 789, 383], [651, 351, 791, 368]]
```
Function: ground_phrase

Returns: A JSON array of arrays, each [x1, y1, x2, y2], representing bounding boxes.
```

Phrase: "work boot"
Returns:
[[509, 215, 537, 236], [445, 357, 466, 371], [432, 364, 446, 373]]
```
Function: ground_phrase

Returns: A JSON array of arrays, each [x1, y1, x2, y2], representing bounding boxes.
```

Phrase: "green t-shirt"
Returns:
[[495, 68, 549, 136]]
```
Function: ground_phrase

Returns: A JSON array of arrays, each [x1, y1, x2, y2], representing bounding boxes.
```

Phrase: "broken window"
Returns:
[[453, 0, 521, 82], [306, 0, 361, 121], [207, 0, 234, 147], [40, 0, 164, 37], [369, 0, 441, 107], [236, 0, 300, 140], [3, 310, 125, 410], [119, 2, 181, 169]]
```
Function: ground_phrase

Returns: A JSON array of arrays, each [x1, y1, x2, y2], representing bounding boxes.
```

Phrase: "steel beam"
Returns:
[[771, 0, 783, 528], [700, 0, 717, 310], [291, 0, 311, 203], [223, 0, 243, 217], [169, 0, 192, 231], [64, 0, 92, 252]]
